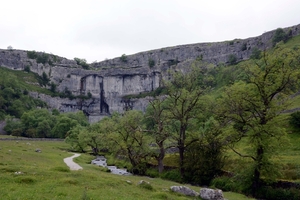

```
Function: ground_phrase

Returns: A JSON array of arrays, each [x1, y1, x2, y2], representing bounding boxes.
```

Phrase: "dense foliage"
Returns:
[[5, 110, 88, 138], [0, 69, 47, 120]]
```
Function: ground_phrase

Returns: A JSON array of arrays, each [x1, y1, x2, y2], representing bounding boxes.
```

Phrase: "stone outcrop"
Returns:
[[200, 188, 224, 200], [170, 186, 199, 197], [0, 24, 299, 122], [91, 156, 132, 175]]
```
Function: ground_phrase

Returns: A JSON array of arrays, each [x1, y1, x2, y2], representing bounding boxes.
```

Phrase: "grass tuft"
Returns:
[[15, 176, 37, 184], [52, 166, 70, 172]]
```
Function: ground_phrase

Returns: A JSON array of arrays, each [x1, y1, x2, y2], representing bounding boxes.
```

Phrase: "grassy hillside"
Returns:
[[0, 137, 253, 200]]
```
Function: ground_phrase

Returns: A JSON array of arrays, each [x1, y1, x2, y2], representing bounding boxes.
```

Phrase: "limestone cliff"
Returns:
[[0, 24, 299, 122]]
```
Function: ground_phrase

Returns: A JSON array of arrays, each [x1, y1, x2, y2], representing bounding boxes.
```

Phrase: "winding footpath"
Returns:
[[63, 153, 83, 170]]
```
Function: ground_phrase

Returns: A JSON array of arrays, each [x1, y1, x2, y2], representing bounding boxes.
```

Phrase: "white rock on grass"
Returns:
[[170, 186, 199, 197], [200, 188, 224, 200]]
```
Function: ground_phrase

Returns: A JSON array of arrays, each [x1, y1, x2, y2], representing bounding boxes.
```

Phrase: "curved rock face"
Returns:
[[0, 24, 299, 122]]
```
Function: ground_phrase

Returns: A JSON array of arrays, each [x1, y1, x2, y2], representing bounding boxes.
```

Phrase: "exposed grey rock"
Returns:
[[0, 24, 299, 122], [138, 180, 150, 185], [200, 188, 224, 200], [170, 186, 199, 197], [91, 156, 107, 167], [35, 148, 42, 153], [91, 156, 132, 175]]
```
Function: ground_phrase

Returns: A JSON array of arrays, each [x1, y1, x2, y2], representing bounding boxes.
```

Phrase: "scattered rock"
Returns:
[[170, 186, 199, 197], [91, 156, 132, 175], [138, 180, 153, 190], [125, 180, 132, 184], [200, 188, 224, 200], [138, 180, 150, 185], [14, 171, 23, 175], [35, 148, 42, 153]]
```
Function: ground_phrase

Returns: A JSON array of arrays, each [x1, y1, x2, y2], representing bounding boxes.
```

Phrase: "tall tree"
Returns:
[[108, 111, 151, 174], [144, 97, 171, 173], [220, 45, 300, 195], [164, 65, 209, 178]]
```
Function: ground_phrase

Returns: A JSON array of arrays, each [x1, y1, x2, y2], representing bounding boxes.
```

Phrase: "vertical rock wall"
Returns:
[[0, 24, 300, 122]]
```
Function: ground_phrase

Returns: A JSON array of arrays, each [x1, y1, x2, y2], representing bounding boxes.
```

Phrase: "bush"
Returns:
[[256, 186, 300, 200], [227, 54, 237, 65], [27, 50, 38, 59], [52, 166, 70, 172], [250, 47, 262, 59], [289, 111, 300, 129], [148, 58, 155, 68], [210, 176, 238, 192], [74, 57, 90, 69], [138, 181, 154, 191], [120, 54, 128, 63], [15, 176, 37, 184], [272, 28, 289, 46], [24, 65, 31, 72], [241, 43, 247, 51], [145, 168, 159, 178], [160, 169, 182, 182], [37, 53, 49, 64]]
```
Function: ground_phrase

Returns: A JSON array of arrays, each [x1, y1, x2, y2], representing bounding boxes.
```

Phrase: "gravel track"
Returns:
[[63, 153, 83, 170]]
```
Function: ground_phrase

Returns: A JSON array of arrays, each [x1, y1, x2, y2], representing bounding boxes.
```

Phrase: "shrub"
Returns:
[[250, 47, 262, 59], [145, 168, 159, 178], [24, 65, 31, 72], [160, 169, 182, 182], [27, 50, 38, 59], [196, 54, 203, 61], [138, 181, 154, 191], [120, 54, 128, 63], [272, 28, 289, 46], [184, 139, 225, 185], [227, 54, 237, 65], [50, 82, 57, 93], [289, 111, 300, 129], [15, 176, 37, 184], [41, 72, 50, 86], [148, 58, 155, 68], [210, 176, 238, 192], [241, 43, 247, 51], [36, 53, 49, 64], [52, 166, 70, 172], [74, 58, 90, 69], [256, 186, 300, 200]]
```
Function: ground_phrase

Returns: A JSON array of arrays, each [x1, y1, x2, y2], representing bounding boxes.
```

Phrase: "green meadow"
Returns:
[[0, 137, 253, 200]]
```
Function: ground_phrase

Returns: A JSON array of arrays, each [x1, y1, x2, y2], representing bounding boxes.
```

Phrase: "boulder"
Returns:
[[170, 186, 199, 197], [35, 148, 42, 153], [138, 180, 150, 185], [200, 188, 224, 200]]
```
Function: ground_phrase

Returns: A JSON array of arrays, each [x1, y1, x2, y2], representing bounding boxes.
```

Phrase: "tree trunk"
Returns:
[[252, 145, 263, 196], [179, 126, 186, 180], [157, 142, 165, 173], [178, 144, 185, 180]]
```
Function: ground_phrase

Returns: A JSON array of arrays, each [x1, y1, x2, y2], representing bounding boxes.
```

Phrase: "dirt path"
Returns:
[[63, 153, 83, 170]]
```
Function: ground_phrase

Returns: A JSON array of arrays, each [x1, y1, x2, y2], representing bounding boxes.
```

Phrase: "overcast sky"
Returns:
[[1, 0, 300, 63]]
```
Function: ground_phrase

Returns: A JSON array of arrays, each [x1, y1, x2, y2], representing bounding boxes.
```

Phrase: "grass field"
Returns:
[[0, 137, 254, 200]]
